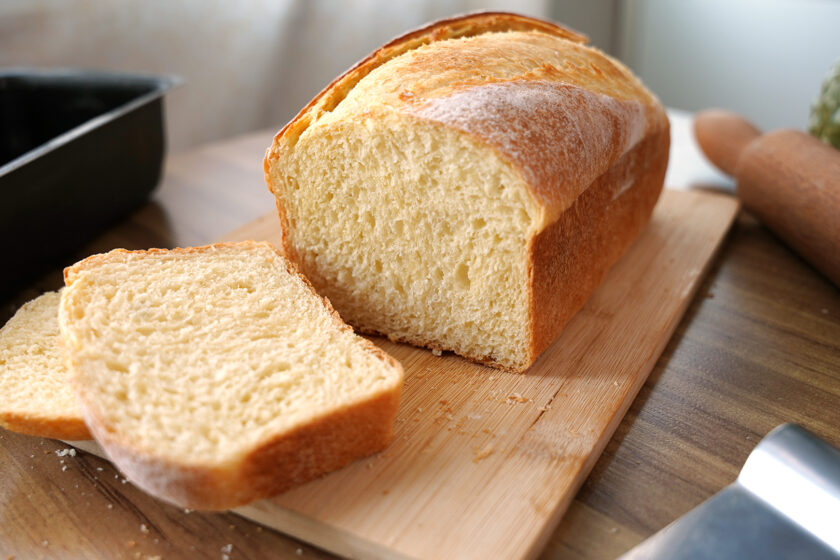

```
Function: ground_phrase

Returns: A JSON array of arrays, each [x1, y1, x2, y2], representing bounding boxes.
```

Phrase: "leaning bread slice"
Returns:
[[0, 290, 90, 440], [59, 241, 403, 510]]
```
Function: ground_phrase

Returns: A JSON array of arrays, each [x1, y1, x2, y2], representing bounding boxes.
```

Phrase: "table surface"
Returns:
[[1, 111, 838, 560]]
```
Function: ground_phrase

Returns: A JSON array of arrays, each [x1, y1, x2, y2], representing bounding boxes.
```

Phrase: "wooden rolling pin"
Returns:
[[694, 110, 840, 287]]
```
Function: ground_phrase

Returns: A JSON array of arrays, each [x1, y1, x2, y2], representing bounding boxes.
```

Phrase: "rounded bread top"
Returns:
[[268, 12, 669, 228]]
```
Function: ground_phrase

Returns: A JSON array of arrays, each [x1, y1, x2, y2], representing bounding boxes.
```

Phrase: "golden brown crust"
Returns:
[[263, 12, 588, 258], [82, 382, 401, 510], [0, 412, 90, 440], [265, 12, 665, 230], [268, 12, 586, 143], [408, 80, 664, 227], [243, 385, 401, 507], [527, 126, 670, 365], [63, 241, 403, 510], [263, 12, 670, 372]]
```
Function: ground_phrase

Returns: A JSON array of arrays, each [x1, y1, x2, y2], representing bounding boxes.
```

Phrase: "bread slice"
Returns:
[[0, 290, 90, 440], [59, 241, 403, 510], [264, 12, 669, 372]]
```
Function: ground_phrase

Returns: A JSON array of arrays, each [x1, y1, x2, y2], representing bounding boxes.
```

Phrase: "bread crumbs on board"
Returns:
[[472, 444, 495, 463]]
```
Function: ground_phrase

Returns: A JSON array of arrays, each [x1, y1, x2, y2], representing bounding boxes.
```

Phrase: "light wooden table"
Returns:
[[1, 112, 838, 559]]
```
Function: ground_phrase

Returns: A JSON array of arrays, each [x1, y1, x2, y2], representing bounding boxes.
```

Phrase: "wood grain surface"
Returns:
[[2, 116, 839, 560], [69, 187, 737, 560]]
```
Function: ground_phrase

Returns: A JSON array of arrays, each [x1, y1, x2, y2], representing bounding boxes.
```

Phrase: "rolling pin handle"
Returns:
[[694, 110, 762, 176]]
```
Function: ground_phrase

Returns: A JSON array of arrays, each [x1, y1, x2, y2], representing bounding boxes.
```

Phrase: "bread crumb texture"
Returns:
[[59, 242, 403, 508], [267, 21, 663, 371], [0, 290, 89, 439]]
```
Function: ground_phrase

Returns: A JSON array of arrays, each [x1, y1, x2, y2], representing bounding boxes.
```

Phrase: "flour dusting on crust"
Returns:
[[409, 80, 649, 216]]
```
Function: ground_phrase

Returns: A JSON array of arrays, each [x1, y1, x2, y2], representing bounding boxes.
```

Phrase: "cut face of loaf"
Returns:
[[59, 242, 403, 510], [0, 290, 90, 440], [265, 12, 670, 372]]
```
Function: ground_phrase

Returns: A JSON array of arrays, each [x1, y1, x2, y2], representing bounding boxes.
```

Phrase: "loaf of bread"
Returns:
[[0, 290, 90, 440], [59, 241, 403, 509], [264, 12, 669, 372]]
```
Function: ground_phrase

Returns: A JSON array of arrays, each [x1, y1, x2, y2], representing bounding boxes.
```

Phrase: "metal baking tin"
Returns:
[[0, 69, 180, 297]]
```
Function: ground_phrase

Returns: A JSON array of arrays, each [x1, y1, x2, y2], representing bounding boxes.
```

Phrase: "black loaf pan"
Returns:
[[0, 69, 179, 298]]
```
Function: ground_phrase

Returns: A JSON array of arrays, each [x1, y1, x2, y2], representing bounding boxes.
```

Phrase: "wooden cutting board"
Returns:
[[72, 188, 739, 560]]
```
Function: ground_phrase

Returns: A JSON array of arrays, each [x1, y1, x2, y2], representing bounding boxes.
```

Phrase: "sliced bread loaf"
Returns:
[[59, 241, 403, 510], [264, 12, 669, 372], [0, 290, 90, 440]]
